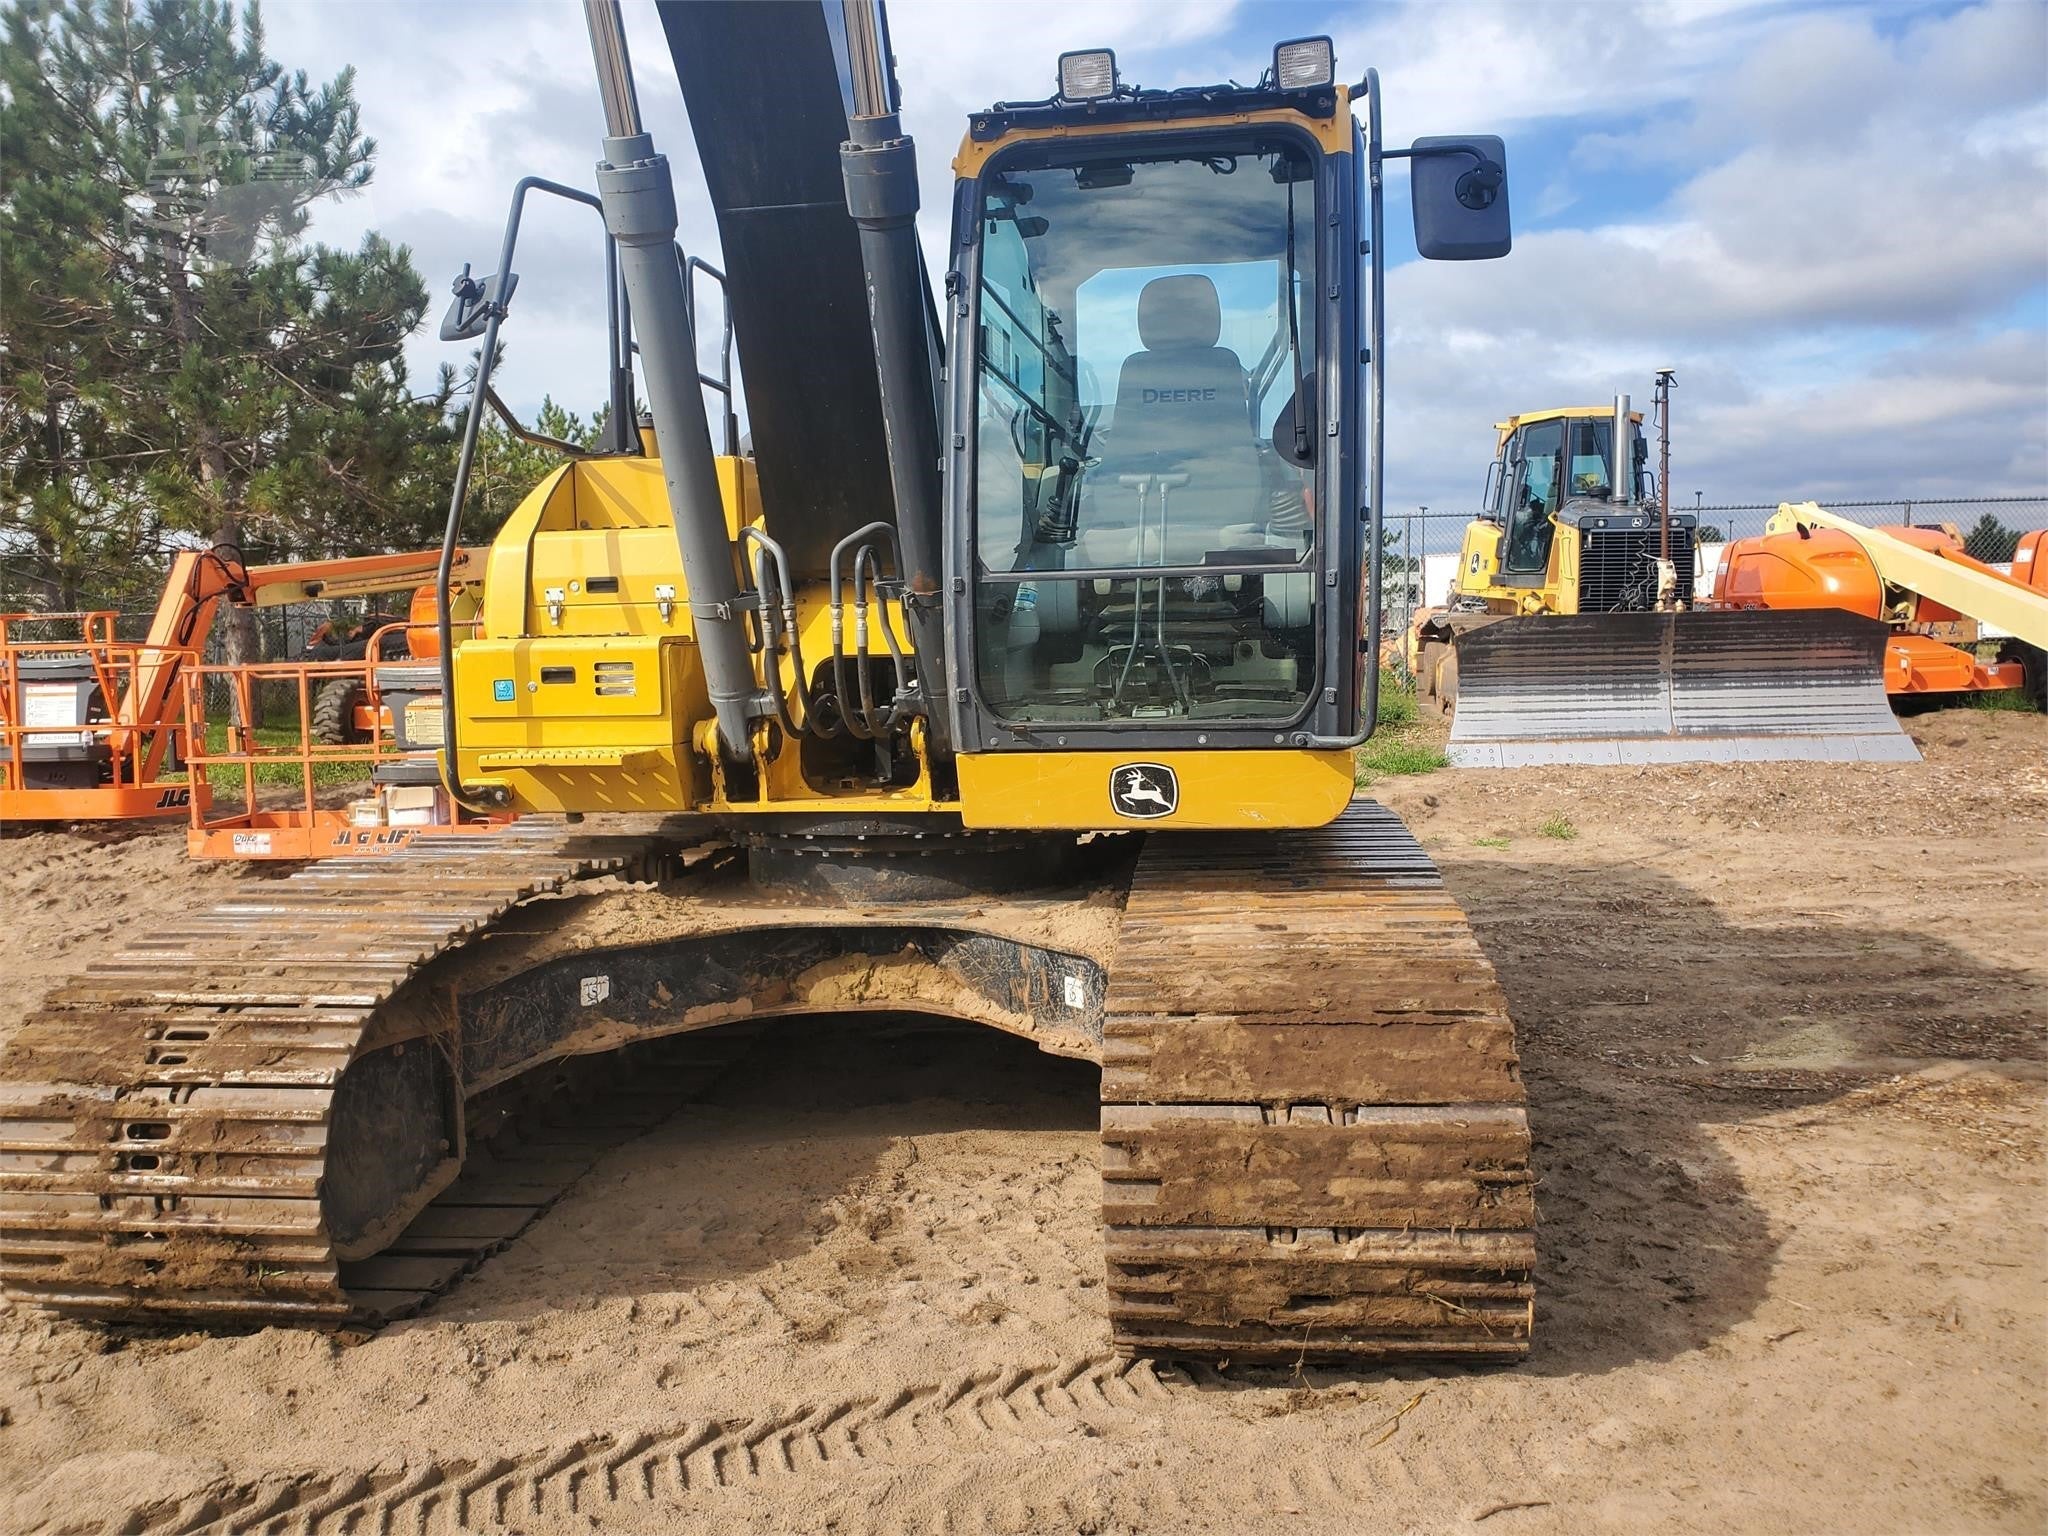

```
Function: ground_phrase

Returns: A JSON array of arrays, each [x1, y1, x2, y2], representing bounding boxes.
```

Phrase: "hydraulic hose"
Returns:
[[827, 521, 910, 741]]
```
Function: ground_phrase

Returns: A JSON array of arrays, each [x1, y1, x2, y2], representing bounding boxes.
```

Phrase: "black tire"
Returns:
[[311, 677, 369, 745], [1998, 640, 2046, 712]]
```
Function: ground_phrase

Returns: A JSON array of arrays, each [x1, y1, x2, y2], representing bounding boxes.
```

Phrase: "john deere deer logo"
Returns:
[[1110, 763, 1178, 819]]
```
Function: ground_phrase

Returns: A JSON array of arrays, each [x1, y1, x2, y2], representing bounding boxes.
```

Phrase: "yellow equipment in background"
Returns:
[[1445, 404, 1665, 615], [1413, 396, 1684, 701], [1413, 389, 1912, 766]]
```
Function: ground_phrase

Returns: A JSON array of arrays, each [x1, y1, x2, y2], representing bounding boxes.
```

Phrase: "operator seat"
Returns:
[[1082, 274, 1263, 567]]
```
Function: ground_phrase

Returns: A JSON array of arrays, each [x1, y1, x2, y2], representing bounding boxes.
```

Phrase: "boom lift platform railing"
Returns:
[[179, 620, 510, 859], [0, 612, 207, 822], [2, 546, 497, 851]]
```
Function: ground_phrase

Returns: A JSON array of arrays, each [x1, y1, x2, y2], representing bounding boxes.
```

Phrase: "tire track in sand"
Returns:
[[137, 1355, 1196, 1535]]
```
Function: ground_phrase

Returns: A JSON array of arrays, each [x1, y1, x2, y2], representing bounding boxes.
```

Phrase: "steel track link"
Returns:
[[1099, 799, 1535, 1362], [0, 819, 676, 1324]]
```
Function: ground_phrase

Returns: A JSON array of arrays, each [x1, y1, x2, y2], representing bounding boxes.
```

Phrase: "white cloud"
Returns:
[[1363, 0, 2048, 519], [256, 0, 2046, 525]]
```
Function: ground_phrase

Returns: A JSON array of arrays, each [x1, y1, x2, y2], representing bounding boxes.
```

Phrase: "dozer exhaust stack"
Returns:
[[585, 0, 758, 761], [1612, 392, 1631, 503], [1446, 609, 1920, 767]]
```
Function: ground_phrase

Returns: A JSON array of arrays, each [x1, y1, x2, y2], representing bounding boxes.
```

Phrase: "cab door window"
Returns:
[[1503, 419, 1562, 575]]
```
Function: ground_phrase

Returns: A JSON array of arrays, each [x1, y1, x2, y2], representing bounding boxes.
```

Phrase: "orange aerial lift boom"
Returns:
[[1711, 508, 2048, 707]]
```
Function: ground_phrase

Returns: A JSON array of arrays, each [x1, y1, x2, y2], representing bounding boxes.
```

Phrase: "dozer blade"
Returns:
[[1447, 609, 1919, 767]]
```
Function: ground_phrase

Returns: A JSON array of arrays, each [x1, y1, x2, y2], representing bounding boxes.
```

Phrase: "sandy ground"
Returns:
[[1, 708, 2043, 1535]]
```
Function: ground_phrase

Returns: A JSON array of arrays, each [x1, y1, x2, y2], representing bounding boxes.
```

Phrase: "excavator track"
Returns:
[[3, 802, 1531, 1366], [1100, 801, 1534, 1362], [0, 820, 673, 1324]]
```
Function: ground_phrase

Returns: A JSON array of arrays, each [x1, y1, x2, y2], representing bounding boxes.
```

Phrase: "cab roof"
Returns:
[[1494, 406, 1645, 439]]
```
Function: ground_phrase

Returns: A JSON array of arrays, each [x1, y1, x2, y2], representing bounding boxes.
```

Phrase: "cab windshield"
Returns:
[[971, 140, 1318, 725]]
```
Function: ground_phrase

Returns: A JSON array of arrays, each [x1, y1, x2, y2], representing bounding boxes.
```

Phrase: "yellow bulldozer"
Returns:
[[1, 5, 1536, 1364], [1412, 389, 1913, 766]]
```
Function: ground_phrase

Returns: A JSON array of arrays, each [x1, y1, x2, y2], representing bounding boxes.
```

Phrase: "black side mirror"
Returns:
[[1272, 382, 1315, 468], [1407, 135, 1511, 261], [439, 264, 519, 342]]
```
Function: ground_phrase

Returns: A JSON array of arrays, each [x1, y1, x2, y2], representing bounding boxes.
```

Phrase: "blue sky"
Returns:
[[263, 0, 2048, 519]]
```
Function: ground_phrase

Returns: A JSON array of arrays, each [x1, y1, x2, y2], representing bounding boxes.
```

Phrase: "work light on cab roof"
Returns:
[[1272, 36, 1335, 90], [1056, 49, 1117, 102]]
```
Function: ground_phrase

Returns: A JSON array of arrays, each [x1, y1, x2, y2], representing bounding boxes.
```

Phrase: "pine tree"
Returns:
[[0, 0, 451, 648], [1962, 513, 2019, 564]]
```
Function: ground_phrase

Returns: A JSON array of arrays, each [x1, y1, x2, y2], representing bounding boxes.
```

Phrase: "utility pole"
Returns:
[[1406, 507, 1422, 644], [1694, 490, 1702, 513], [1653, 367, 1676, 563]]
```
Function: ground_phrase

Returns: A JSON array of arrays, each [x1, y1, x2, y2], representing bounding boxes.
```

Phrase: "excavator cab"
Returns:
[[963, 138, 1321, 727], [943, 47, 1508, 778]]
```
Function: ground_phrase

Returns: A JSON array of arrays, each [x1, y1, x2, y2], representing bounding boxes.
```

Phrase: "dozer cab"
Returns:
[[3, 5, 1535, 1364], [1414, 389, 1915, 766]]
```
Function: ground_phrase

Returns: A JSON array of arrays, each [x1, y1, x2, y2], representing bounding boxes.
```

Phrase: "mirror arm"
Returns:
[[1380, 141, 1505, 207], [1379, 142, 1500, 172], [483, 386, 598, 460]]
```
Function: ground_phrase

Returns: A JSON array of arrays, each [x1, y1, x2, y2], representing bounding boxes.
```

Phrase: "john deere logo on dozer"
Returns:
[[1110, 763, 1178, 819]]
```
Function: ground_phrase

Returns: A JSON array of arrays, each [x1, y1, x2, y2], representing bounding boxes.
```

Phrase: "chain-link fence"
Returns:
[[195, 602, 409, 726], [1379, 495, 2048, 640]]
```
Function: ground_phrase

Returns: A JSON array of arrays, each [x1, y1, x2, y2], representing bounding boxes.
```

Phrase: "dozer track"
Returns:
[[0, 821, 674, 1323], [1101, 802, 1533, 1362], [1, 803, 1532, 1365]]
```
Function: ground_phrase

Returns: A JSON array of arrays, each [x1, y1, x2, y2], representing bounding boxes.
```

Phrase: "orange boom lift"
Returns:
[[1, 545, 482, 828], [1711, 510, 2048, 708]]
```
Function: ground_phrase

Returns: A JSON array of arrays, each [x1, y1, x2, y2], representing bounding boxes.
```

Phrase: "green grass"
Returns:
[[1373, 668, 1418, 729], [1354, 669, 1448, 785], [176, 722, 371, 791], [1473, 835, 1511, 850], [1967, 687, 2036, 713], [1538, 812, 1578, 841], [1355, 735, 1450, 782]]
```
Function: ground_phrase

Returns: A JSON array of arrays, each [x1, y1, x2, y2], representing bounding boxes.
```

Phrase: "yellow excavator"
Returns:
[[1414, 390, 1914, 766], [2, 4, 1535, 1363]]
